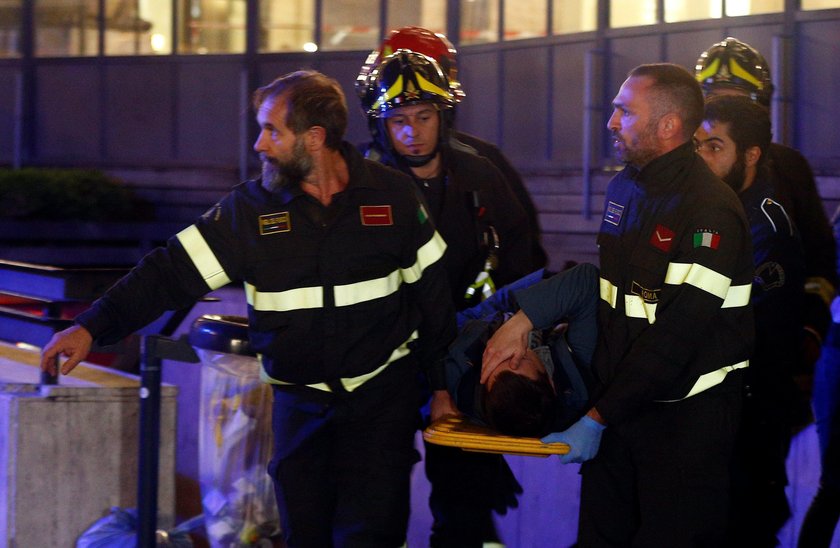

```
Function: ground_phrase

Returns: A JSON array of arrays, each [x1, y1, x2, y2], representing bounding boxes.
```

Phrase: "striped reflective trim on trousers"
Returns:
[[176, 225, 232, 290], [260, 330, 419, 392], [246, 230, 447, 311], [655, 360, 749, 402]]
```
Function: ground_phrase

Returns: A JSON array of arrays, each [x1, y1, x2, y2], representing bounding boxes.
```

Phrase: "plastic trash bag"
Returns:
[[197, 349, 281, 547], [76, 507, 197, 547]]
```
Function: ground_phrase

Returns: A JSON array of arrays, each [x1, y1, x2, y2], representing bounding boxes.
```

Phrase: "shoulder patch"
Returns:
[[201, 203, 222, 222], [693, 229, 720, 249], [649, 224, 675, 252], [604, 201, 625, 226], [755, 261, 786, 291]]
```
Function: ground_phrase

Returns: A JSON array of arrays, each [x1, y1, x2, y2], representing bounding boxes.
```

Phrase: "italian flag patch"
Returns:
[[693, 229, 720, 249], [418, 203, 429, 224]]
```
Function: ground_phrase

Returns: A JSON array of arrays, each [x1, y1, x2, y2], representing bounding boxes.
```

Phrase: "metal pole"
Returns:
[[771, 34, 788, 146], [136, 334, 198, 545], [582, 49, 602, 220], [137, 335, 163, 546]]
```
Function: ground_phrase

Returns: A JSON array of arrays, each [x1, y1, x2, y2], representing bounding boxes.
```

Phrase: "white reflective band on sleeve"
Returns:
[[245, 282, 323, 311], [600, 278, 619, 307], [624, 295, 657, 323], [259, 330, 419, 392], [402, 231, 447, 284], [176, 225, 232, 290], [655, 360, 749, 402], [721, 284, 751, 308], [335, 270, 402, 307], [664, 262, 731, 300]]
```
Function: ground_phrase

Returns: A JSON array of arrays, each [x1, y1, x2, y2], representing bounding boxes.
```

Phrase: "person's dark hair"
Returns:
[[252, 70, 347, 149], [629, 63, 705, 139], [482, 370, 558, 438], [703, 94, 772, 167]]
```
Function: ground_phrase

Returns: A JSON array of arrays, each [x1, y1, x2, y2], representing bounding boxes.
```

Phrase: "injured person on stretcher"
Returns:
[[425, 262, 599, 455]]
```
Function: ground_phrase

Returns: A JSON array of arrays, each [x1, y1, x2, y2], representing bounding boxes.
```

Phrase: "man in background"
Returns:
[[696, 94, 805, 545]]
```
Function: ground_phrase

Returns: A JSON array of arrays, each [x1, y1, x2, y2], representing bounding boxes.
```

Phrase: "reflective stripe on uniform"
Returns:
[[401, 231, 447, 284], [624, 295, 657, 323], [600, 277, 619, 308], [176, 225, 232, 290], [335, 270, 402, 307], [599, 262, 749, 323], [665, 262, 729, 300], [260, 330, 419, 392], [245, 283, 323, 311], [665, 262, 750, 307], [245, 230, 446, 312], [655, 360, 749, 402]]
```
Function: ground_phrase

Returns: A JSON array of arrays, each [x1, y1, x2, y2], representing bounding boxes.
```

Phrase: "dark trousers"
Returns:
[[268, 361, 421, 548], [578, 380, 742, 547]]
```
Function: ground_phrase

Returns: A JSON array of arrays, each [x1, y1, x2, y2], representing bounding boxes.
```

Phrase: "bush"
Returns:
[[0, 168, 153, 221]]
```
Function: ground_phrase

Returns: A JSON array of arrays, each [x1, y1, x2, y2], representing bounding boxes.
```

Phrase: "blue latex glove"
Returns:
[[541, 415, 606, 464]]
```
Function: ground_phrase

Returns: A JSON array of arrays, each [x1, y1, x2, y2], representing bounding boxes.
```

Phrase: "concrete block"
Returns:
[[0, 343, 177, 547]]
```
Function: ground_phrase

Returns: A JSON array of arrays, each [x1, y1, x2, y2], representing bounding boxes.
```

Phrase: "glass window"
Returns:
[[178, 0, 246, 54], [260, 0, 315, 52], [321, 0, 379, 51], [35, 0, 99, 57], [461, 0, 499, 45], [0, 1, 21, 57], [664, 0, 720, 22], [553, 0, 596, 34], [386, 0, 447, 36], [610, 0, 656, 28], [802, 0, 840, 8], [725, 0, 783, 16], [505, 0, 547, 40], [105, 0, 173, 55]]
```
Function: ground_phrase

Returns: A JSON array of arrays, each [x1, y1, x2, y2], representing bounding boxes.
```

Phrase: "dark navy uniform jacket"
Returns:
[[77, 142, 456, 390], [594, 142, 755, 425], [741, 169, 805, 418]]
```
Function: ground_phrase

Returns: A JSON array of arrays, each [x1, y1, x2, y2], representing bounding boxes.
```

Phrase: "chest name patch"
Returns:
[[693, 229, 720, 249], [360, 205, 393, 226], [650, 224, 675, 252], [604, 201, 625, 226], [259, 211, 291, 235], [631, 281, 661, 303]]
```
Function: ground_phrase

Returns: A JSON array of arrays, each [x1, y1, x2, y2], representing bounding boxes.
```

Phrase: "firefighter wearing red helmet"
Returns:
[[357, 26, 548, 270]]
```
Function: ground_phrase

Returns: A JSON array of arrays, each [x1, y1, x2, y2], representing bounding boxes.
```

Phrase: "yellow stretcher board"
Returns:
[[423, 415, 570, 457]]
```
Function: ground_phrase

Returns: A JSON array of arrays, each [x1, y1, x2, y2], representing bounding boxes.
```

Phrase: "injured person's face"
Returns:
[[485, 349, 553, 392]]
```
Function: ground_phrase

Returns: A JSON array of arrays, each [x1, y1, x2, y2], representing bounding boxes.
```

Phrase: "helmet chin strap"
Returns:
[[402, 152, 436, 167]]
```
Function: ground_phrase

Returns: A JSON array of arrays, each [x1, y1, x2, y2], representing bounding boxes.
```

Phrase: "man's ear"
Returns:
[[658, 113, 681, 141], [744, 145, 762, 168], [305, 126, 327, 151]]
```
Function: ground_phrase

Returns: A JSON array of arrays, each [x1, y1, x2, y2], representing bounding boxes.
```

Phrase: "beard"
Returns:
[[721, 154, 747, 194], [261, 137, 314, 192], [612, 119, 661, 168]]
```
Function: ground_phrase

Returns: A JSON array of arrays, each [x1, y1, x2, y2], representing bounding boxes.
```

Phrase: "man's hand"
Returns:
[[480, 310, 533, 384], [40, 325, 93, 376], [429, 389, 461, 423], [540, 410, 606, 464]]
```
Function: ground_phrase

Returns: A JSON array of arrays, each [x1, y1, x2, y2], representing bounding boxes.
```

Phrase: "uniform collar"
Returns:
[[632, 141, 697, 192], [263, 141, 386, 205]]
